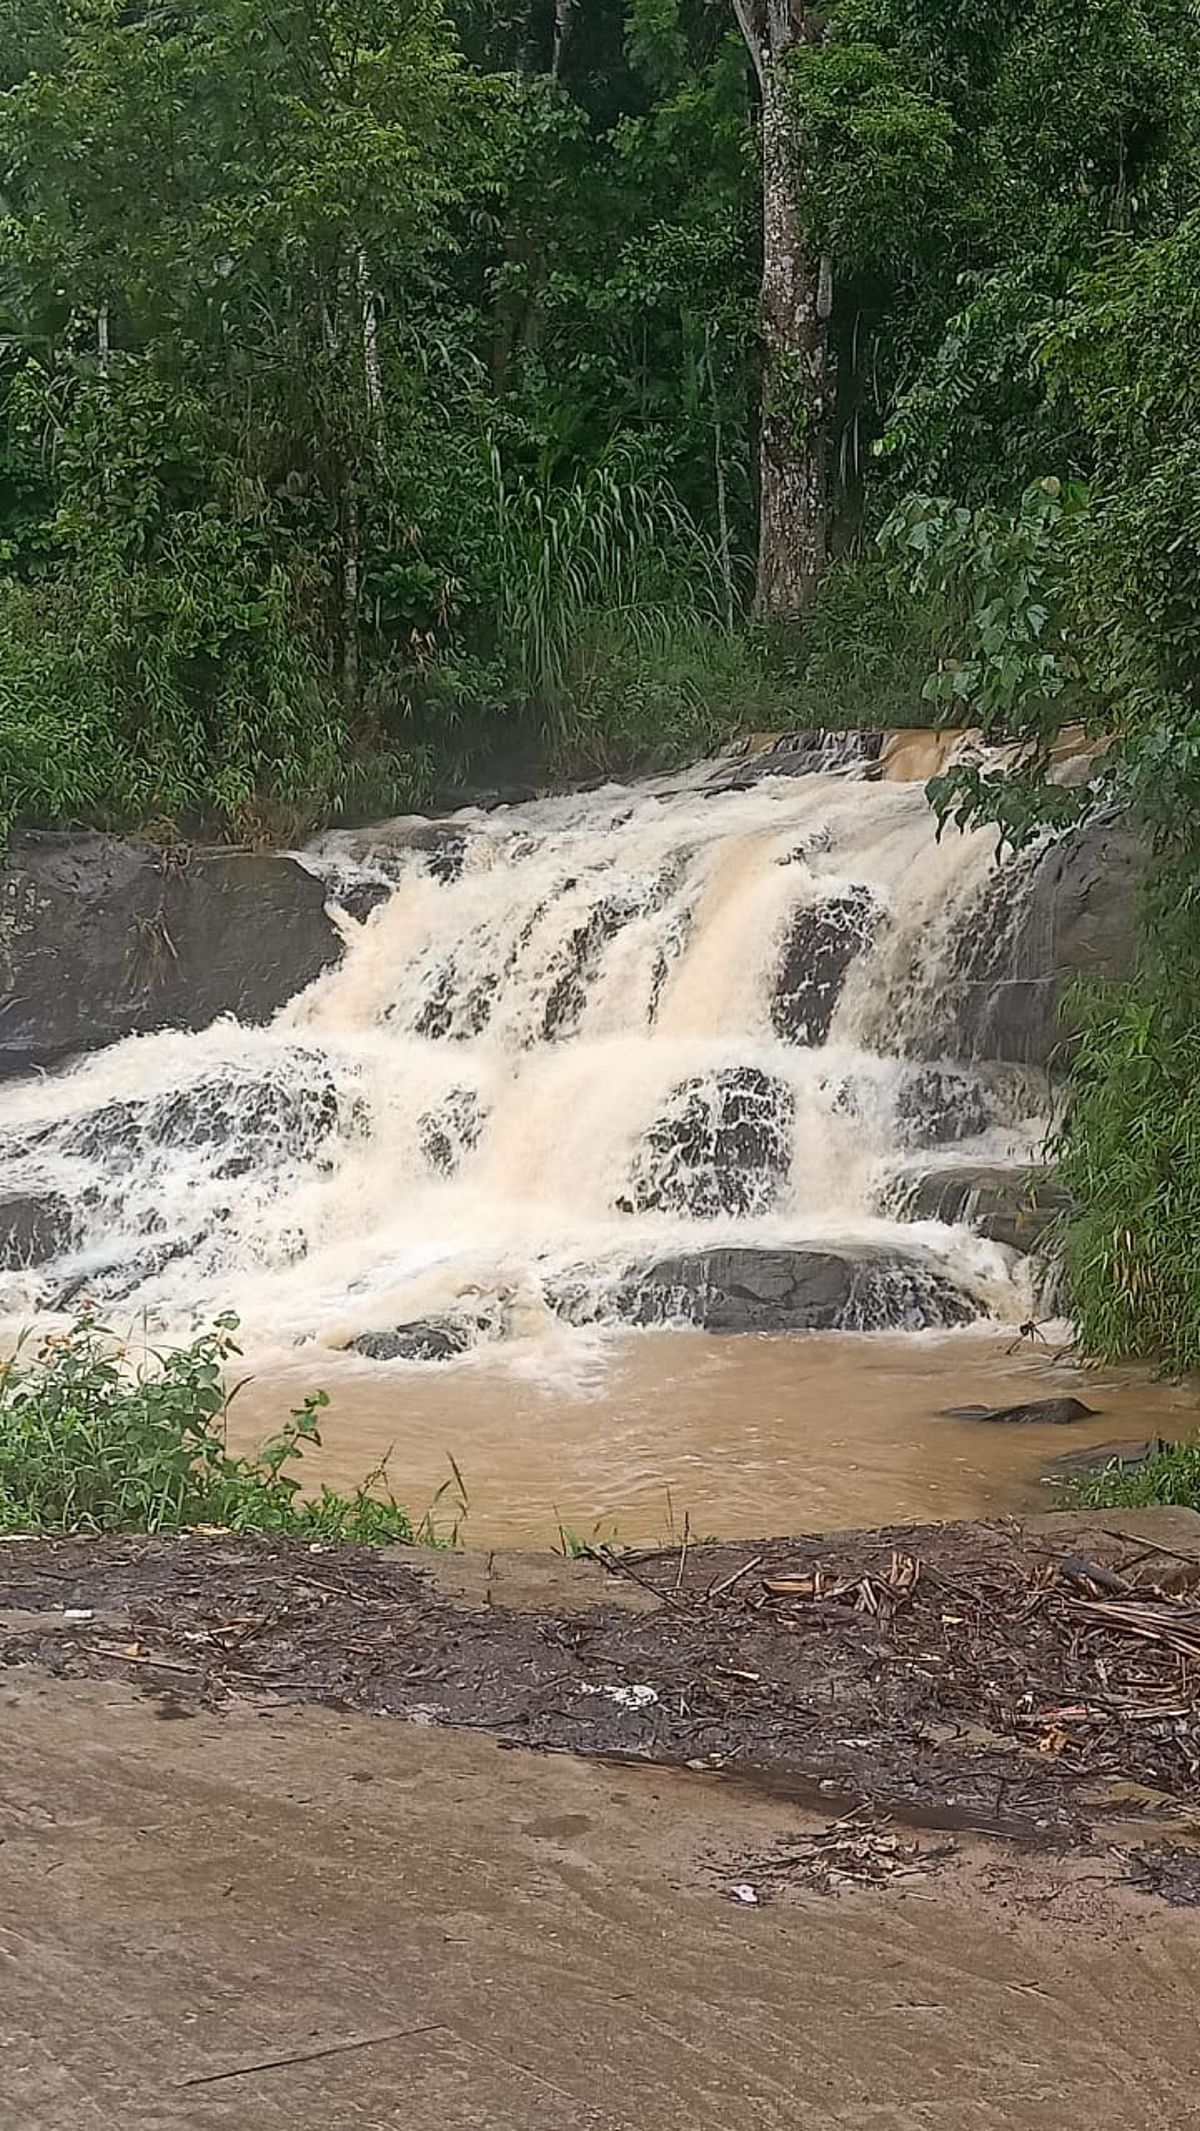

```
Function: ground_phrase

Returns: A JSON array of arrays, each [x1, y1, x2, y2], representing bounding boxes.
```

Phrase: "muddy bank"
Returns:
[[6, 1509, 1200, 1849], [10, 1676, 1200, 2131]]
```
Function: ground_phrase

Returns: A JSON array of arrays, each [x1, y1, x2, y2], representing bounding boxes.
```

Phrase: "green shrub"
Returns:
[[1054, 978, 1200, 1374], [1067, 1440, 1200, 1512], [0, 1314, 415, 1542]]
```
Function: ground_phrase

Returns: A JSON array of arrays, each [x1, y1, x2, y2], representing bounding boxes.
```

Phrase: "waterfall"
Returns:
[[0, 759, 1052, 1358]]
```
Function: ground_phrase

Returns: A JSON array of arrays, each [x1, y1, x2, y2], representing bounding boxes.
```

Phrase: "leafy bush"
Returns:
[[1052, 979, 1200, 1374], [0, 1314, 415, 1541], [1068, 1440, 1200, 1513], [766, 554, 948, 731]]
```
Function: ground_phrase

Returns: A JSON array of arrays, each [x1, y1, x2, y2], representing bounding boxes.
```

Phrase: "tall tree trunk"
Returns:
[[356, 246, 384, 444], [733, 0, 828, 618]]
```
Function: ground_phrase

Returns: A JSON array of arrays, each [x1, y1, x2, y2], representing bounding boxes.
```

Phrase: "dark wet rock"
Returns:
[[0, 1191, 73, 1268], [413, 958, 494, 1041], [895, 1067, 989, 1148], [772, 886, 879, 1046], [617, 1068, 794, 1219], [56, 1059, 353, 1180], [543, 866, 684, 1041], [418, 1087, 486, 1176], [1046, 1437, 1168, 1483], [0, 834, 343, 1078], [403, 825, 471, 883], [349, 1318, 475, 1363], [883, 1164, 1072, 1252], [331, 879, 392, 924], [711, 730, 886, 790], [941, 1397, 1097, 1426], [49, 1234, 198, 1308], [913, 819, 1142, 1068], [550, 1244, 981, 1334], [542, 892, 640, 1040]]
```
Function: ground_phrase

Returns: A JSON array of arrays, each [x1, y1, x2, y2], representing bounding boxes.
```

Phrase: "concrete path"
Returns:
[[4, 1668, 1200, 2130]]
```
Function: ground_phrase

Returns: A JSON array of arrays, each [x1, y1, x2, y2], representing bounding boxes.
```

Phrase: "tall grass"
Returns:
[[1056, 975, 1200, 1374], [484, 449, 752, 769]]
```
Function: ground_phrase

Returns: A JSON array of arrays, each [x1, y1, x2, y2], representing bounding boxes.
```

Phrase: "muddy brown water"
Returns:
[[230, 1328, 1197, 1546]]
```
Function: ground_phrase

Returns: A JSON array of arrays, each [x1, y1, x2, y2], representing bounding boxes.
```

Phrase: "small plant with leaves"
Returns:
[[0, 1313, 415, 1541], [1066, 1439, 1200, 1514]]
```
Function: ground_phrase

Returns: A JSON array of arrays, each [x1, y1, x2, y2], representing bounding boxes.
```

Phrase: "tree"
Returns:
[[731, 0, 828, 615]]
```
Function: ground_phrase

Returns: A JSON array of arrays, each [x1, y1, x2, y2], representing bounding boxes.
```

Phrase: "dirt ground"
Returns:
[[7, 1510, 1200, 2128]]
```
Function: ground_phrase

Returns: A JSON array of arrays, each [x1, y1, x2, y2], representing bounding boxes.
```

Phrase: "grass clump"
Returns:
[[0, 1313, 415, 1542], [1067, 1440, 1200, 1514]]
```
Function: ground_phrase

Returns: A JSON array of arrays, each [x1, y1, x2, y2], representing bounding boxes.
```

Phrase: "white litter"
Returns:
[[578, 1682, 659, 1711], [63, 1609, 94, 1622], [730, 1884, 760, 1906]]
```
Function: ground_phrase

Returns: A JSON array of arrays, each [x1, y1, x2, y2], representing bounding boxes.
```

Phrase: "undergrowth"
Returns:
[[1055, 976, 1200, 1376], [0, 1314, 424, 1542], [1067, 1440, 1200, 1513]]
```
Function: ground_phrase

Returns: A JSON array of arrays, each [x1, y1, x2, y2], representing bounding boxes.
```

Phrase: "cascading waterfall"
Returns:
[[0, 754, 1054, 1362]]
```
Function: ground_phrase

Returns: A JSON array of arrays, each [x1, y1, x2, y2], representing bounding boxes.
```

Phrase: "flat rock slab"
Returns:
[[6, 1510, 1200, 1845], [8, 1672, 1200, 2131]]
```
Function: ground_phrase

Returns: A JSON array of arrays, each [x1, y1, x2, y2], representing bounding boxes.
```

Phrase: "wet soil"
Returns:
[[10, 1674, 1200, 2131], [7, 1509, 1200, 1851]]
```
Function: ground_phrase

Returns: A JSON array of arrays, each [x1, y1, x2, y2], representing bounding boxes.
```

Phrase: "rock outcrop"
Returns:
[[349, 1317, 477, 1362], [883, 1164, 1072, 1252], [0, 1191, 73, 1268], [550, 1244, 981, 1334], [0, 835, 345, 1077], [772, 886, 879, 1045], [616, 1067, 794, 1219], [915, 818, 1141, 1067]]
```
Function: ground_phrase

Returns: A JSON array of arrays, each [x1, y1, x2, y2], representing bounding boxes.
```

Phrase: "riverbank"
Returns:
[[7, 1508, 1200, 1849], [9, 1510, 1200, 2127], [11, 1666, 1200, 2131]]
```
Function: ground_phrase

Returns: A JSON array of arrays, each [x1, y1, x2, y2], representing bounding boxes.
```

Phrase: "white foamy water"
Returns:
[[0, 762, 1052, 1362]]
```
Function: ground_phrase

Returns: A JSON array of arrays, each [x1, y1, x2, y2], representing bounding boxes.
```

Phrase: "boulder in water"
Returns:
[[0, 1191, 73, 1268], [551, 1244, 981, 1334], [617, 1067, 793, 1219], [349, 1318, 475, 1362], [0, 834, 343, 1077], [940, 1397, 1097, 1425], [883, 1164, 1072, 1252], [1045, 1436, 1167, 1481], [56, 1058, 353, 1179], [772, 886, 879, 1046], [895, 1067, 988, 1148], [331, 878, 392, 924], [418, 1087, 486, 1176]]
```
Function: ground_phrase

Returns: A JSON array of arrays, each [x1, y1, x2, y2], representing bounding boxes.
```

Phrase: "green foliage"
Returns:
[[1050, 980, 1200, 1375], [0, 0, 488, 834], [1067, 1438, 1200, 1512], [0, 1314, 415, 1540], [766, 553, 947, 730], [784, 39, 955, 269]]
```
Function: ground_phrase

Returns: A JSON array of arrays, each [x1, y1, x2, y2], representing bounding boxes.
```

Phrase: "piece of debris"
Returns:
[[580, 1682, 659, 1711], [729, 1882, 761, 1906], [732, 1813, 956, 1900], [1125, 1846, 1200, 1908], [762, 1550, 921, 1614]]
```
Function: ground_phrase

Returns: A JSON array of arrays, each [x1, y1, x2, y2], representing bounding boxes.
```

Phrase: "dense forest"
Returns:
[[4, 0, 1200, 1365]]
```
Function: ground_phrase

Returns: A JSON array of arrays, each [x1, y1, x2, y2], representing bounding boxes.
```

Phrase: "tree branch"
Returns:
[[730, 0, 766, 92]]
